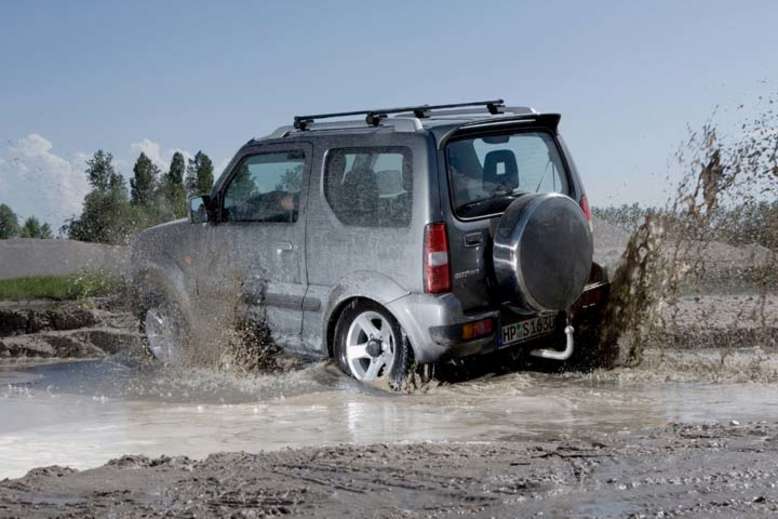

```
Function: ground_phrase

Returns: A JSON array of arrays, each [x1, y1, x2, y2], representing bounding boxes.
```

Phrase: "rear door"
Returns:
[[442, 128, 573, 312]]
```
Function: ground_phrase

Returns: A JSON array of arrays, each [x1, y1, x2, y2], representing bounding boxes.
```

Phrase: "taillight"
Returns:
[[579, 194, 593, 230], [462, 318, 494, 340], [424, 222, 451, 293], [579, 195, 592, 221]]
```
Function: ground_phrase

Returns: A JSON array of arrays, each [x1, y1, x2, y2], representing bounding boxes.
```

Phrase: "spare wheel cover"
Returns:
[[493, 193, 593, 312]]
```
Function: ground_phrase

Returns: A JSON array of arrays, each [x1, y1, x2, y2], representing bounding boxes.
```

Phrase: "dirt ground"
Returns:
[[0, 299, 144, 361], [1, 421, 776, 518]]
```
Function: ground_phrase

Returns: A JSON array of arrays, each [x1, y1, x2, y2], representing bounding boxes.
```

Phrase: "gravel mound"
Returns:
[[591, 215, 774, 275]]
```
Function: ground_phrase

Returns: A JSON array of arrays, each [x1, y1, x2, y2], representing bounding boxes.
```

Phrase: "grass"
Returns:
[[0, 271, 122, 301]]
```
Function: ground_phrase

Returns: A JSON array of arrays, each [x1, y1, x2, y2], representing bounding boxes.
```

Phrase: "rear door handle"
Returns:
[[464, 232, 483, 248]]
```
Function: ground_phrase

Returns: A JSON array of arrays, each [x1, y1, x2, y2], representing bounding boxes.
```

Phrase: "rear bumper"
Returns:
[[388, 281, 610, 364], [388, 292, 498, 363]]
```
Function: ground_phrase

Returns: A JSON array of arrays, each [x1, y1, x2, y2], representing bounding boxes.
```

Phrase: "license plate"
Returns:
[[500, 314, 556, 347]]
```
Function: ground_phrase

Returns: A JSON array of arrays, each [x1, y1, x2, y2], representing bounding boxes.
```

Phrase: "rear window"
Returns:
[[446, 131, 568, 218], [324, 146, 412, 227]]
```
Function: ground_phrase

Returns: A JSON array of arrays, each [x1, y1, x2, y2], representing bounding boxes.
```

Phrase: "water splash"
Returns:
[[600, 94, 778, 369]]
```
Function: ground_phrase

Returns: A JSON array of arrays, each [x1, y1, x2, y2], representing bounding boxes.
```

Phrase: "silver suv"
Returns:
[[131, 100, 610, 387]]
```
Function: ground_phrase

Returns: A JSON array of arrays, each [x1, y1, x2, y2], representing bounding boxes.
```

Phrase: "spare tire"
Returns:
[[493, 193, 593, 313]]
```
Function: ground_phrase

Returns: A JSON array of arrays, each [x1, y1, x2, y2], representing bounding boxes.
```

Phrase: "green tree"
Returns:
[[167, 151, 185, 185], [20, 217, 40, 238], [186, 151, 215, 196], [0, 204, 19, 239], [39, 222, 53, 239], [19, 216, 52, 239], [130, 152, 160, 207], [86, 150, 119, 191], [66, 150, 132, 244], [160, 151, 187, 218]]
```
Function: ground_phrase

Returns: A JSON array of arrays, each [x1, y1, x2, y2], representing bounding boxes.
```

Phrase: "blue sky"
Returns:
[[1, 1, 777, 227]]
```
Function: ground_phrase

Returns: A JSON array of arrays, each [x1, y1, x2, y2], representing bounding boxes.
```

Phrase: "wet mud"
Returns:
[[596, 98, 777, 370], [0, 299, 144, 362], [2, 422, 778, 518]]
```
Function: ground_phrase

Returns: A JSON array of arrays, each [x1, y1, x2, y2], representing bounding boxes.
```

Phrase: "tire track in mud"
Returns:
[[2, 422, 778, 518]]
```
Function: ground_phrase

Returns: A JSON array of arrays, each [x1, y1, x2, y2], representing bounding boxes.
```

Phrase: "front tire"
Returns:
[[140, 294, 190, 366], [334, 300, 411, 389]]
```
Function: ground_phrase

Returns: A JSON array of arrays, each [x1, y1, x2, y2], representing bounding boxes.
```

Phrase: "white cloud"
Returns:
[[0, 135, 200, 232], [130, 138, 192, 170], [216, 156, 232, 177], [0, 134, 90, 231], [131, 138, 163, 167]]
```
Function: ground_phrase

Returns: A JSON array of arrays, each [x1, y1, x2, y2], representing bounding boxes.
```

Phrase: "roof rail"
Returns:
[[293, 99, 505, 130], [263, 117, 423, 139]]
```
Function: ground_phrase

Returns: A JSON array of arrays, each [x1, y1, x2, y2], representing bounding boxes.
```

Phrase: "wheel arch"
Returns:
[[325, 296, 369, 358], [321, 271, 415, 359], [130, 262, 192, 320]]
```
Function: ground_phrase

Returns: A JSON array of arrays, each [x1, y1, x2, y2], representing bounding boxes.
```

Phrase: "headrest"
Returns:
[[483, 149, 519, 191]]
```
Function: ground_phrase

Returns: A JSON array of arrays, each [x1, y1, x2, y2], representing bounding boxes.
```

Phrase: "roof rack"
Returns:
[[293, 99, 505, 131]]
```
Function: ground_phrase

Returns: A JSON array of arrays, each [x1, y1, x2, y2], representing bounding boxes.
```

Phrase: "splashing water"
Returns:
[[600, 95, 778, 371]]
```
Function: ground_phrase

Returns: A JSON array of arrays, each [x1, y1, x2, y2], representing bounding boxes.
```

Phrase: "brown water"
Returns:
[[3, 356, 778, 480]]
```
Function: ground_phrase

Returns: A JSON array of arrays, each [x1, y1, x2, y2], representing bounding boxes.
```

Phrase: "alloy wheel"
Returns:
[[345, 310, 397, 381]]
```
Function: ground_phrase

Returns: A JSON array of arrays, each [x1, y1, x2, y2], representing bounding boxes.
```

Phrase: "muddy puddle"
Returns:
[[3, 354, 778, 480]]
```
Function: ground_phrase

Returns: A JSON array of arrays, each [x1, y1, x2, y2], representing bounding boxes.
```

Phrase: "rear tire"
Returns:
[[333, 300, 412, 390]]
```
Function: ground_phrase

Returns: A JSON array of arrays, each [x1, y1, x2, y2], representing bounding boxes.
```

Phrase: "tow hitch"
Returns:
[[530, 324, 574, 361]]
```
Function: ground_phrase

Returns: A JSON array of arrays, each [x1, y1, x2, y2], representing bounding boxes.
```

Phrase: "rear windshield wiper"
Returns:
[[456, 191, 527, 216]]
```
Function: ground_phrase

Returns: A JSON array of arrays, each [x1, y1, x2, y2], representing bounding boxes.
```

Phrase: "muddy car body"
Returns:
[[131, 100, 609, 385]]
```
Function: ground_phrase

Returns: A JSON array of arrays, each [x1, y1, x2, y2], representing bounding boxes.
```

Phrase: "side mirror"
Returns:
[[189, 195, 213, 224]]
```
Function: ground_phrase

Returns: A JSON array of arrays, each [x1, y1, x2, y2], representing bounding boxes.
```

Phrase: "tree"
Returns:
[[19, 216, 52, 240], [86, 150, 119, 191], [167, 151, 185, 185], [19, 216, 52, 239], [0, 204, 19, 239], [130, 152, 159, 207], [39, 222, 53, 239], [19, 217, 40, 238], [66, 150, 132, 244], [160, 151, 187, 218], [186, 151, 215, 196]]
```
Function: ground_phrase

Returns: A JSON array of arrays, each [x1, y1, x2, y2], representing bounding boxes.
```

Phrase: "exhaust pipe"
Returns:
[[530, 325, 574, 361]]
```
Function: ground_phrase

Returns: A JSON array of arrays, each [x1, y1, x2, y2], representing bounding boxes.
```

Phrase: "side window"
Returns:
[[222, 151, 305, 223], [324, 146, 413, 227]]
